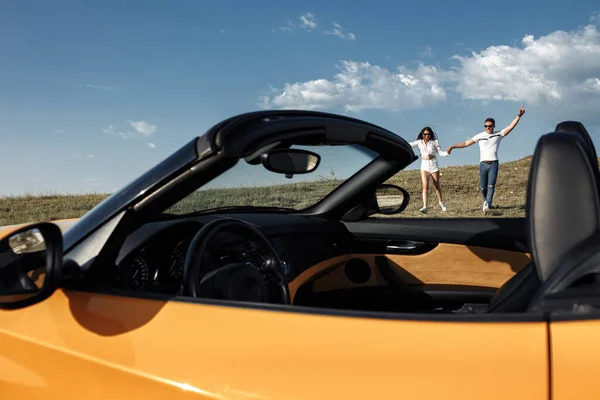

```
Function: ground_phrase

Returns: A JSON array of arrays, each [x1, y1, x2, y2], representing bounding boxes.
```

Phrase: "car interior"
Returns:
[[58, 115, 600, 316]]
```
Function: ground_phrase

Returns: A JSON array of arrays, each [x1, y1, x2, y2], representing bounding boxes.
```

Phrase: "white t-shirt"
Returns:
[[471, 129, 506, 161], [409, 139, 448, 159]]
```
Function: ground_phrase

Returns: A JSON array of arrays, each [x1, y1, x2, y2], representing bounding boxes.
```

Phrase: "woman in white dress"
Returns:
[[409, 127, 448, 214]]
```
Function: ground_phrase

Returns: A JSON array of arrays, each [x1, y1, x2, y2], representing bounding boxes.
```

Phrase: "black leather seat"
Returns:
[[555, 120, 598, 161], [488, 122, 599, 312], [525, 130, 600, 310], [487, 262, 538, 312]]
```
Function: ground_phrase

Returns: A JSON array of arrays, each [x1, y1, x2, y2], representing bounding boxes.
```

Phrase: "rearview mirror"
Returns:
[[0, 222, 63, 310], [261, 149, 321, 175], [374, 184, 410, 215]]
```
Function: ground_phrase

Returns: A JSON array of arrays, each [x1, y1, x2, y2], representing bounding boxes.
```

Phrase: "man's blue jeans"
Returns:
[[479, 160, 499, 207]]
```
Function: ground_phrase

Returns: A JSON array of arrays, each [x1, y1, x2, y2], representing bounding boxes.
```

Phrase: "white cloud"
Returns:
[[584, 78, 600, 92], [103, 120, 158, 139], [148, 142, 156, 149], [128, 120, 157, 136], [300, 12, 317, 30], [102, 124, 133, 138], [419, 45, 433, 57], [452, 24, 600, 104], [260, 20, 600, 117], [276, 14, 356, 39], [325, 22, 355, 41], [275, 20, 295, 33], [591, 13, 600, 25], [220, 28, 226, 34], [77, 84, 116, 90], [274, 14, 316, 34], [260, 60, 449, 112], [71, 154, 96, 160]]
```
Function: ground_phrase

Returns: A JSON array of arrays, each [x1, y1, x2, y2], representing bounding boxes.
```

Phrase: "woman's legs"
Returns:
[[431, 171, 442, 203], [420, 169, 430, 211], [431, 171, 447, 212]]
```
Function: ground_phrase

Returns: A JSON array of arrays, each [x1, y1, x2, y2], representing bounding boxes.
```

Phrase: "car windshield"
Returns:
[[165, 143, 378, 215]]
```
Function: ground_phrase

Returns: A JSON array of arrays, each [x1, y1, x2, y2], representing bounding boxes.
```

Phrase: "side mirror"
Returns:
[[0, 222, 63, 310], [374, 184, 410, 215], [261, 149, 321, 176]]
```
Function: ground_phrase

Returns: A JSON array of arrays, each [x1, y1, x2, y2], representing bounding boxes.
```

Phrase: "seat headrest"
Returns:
[[527, 131, 600, 281], [555, 120, 598, 162]]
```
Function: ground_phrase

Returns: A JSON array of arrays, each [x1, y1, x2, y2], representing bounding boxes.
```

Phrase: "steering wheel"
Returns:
[[182, 218, 290, 304]]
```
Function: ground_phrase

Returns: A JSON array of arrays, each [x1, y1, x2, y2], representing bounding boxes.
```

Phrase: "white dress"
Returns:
[[408, 139, 448, 173]]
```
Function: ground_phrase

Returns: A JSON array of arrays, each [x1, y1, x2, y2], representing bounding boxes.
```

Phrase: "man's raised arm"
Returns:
[[501, 105, 526, 137]]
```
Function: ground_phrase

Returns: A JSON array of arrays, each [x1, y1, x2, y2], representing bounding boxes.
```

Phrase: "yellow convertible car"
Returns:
[[0, 111, 598, 399]]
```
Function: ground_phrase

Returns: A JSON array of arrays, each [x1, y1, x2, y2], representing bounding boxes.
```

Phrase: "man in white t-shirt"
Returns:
[[446, 106, 526, 213]]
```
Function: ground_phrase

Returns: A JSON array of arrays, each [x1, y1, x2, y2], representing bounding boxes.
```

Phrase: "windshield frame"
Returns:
[[63, 110, 417, 251], [163, 142, 381, 217]]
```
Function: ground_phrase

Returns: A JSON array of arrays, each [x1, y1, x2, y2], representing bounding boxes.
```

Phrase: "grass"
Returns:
[[0, 156, 536, 226], [389, 156, 532, 218]]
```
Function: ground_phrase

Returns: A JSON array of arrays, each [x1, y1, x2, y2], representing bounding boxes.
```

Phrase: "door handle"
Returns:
[[385, 240, 437, 254], [386, 243, 418, 251]]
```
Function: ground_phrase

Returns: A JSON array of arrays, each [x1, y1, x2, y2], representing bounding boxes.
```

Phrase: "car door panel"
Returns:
[[0, 289, 549, 399], [289, 244, 530, 307], [286, 218, 530, 311], [0, 331, 186, 399], [345, 218, 530, 287], [344, 217, 529, 252], [290, 245, 527, 290], [549, 318, 600, 399]]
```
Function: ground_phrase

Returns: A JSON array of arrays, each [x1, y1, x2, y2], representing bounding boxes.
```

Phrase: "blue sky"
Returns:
[[1, 0, 600, 195]]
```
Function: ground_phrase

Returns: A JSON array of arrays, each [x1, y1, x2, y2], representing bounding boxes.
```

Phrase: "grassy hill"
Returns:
[[0, 156, 534, 226]]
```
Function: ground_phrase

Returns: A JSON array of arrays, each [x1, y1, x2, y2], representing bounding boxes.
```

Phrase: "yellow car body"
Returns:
[[0, 219, 590, 400], [0, 223, 547, 400], [0, 113, 598, 399]]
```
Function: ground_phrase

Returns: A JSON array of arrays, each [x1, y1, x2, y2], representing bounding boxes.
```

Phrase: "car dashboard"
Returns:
[[114, 214, 351, 293]]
